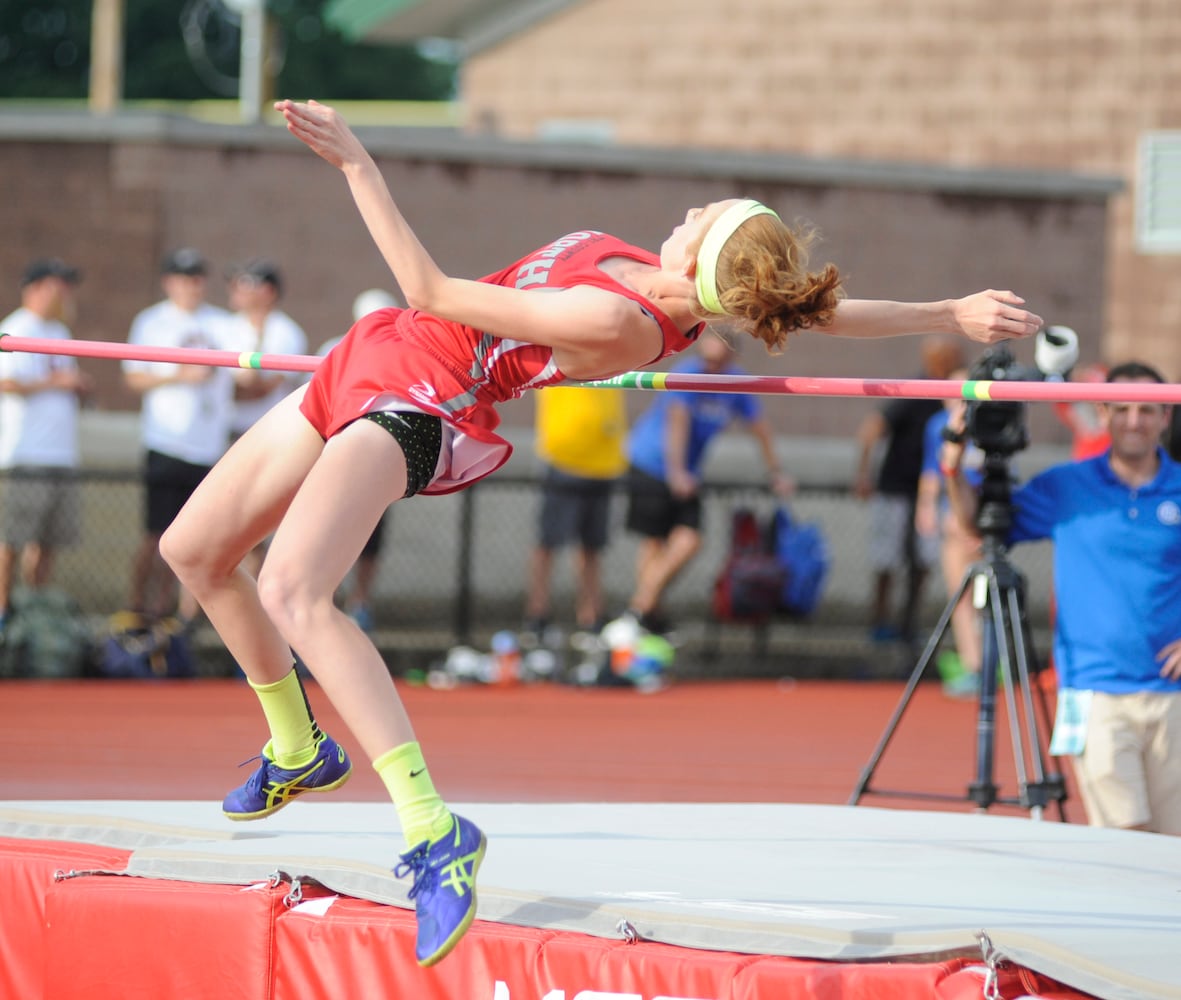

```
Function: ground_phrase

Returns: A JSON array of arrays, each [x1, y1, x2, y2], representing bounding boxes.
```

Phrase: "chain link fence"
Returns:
[[1, 467, 1055, 680]]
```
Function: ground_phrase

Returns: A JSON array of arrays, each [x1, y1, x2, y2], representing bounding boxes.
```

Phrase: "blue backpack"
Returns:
[[771, 505, 830, 617]]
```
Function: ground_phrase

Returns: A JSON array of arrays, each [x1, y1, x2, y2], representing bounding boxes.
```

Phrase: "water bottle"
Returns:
[[489, 630, 521, 686]]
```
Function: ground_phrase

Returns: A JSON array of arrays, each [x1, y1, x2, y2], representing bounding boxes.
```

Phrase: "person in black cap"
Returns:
[[120, 247, 234, 627], [161, 247, 208, 278], [20, 258, 82, 288], [0, 258, 91, 635]]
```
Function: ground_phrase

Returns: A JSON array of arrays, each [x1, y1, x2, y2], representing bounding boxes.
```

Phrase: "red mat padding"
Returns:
[[3, 837, 1095, 1000], [0, 838, 132, 1000], [275, 892, 974, 999], [273, 893, 1092, 999], [43, 875, 288, 1000]]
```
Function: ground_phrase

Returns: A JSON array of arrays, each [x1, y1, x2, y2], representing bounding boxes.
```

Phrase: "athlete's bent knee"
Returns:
[[256, 563, 332, 638], [159, 522, 196, 580], [160, 520, 240, 591]]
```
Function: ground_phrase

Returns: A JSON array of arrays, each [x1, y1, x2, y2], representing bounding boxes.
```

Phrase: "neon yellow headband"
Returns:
[[694, 199, 780, 315]]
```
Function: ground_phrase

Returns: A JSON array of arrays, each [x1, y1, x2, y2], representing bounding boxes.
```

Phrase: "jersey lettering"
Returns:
[[515, 259, 555, 288], [514, 231, 604, 289]]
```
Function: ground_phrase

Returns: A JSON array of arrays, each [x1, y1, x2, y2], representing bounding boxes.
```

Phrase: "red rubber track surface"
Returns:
[[0, 678, 1083, 822]]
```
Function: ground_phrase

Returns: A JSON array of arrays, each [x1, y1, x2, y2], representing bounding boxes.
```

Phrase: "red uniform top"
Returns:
[[301, 231, 703, 493]]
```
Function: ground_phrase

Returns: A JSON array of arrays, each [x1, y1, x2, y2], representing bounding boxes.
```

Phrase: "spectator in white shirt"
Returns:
[[0, 258, 91, 634], [122, 247, 234, 625]]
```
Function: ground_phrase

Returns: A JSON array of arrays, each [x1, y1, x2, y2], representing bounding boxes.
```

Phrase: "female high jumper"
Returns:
[[160, 98, 1042, 967]]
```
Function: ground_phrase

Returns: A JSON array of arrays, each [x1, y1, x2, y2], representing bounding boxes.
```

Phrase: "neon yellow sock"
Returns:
[[248, 668, 323, 768], [374, 742, 453, 848]]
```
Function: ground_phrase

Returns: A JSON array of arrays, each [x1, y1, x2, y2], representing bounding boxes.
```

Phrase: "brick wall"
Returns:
[[462, 0, 1181, 373], [0, 119, 1107, 443]]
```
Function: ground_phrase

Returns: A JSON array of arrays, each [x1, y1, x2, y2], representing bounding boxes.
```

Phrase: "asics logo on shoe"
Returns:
[[264, 758, 325, 809], [440, 850, 480, 897], [223, 735, 352, 821]]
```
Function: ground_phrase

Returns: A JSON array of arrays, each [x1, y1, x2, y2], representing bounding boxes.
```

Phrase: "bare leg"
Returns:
[[165, 392, 419, 760], [241, 543, 266, 582], [127, 534, 157, 612], [629, 526, 701, 617], [176, 585, 202, 624], [20, 543, 46, 588], [161, 390, 324, 687], [350, 554, 379, 609], [573, 546, 603, 629], [0, 545, 14, 615], [129, 533, 179, 618], [525, 546, 555, 622], [942, 515, 983, 673], [255, 419, 420, 760], [629, 536, 665, 614]]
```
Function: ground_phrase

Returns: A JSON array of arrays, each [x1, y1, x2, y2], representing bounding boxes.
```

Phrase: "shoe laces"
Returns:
[[234, 753, 273, 796], [394, 842, 436, 900]]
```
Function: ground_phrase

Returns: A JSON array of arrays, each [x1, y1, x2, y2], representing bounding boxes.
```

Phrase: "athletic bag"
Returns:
[[711, 507, 787, 623], [771, 504, 830, 616], [100, 612, 196, 679], [0, 588, 96, 679]]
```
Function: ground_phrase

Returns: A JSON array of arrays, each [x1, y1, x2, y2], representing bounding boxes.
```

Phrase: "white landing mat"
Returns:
[[2, 800, 1178, 1000]]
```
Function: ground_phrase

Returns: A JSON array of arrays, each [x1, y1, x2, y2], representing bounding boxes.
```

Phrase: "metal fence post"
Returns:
[[455, 487, 475, 646]]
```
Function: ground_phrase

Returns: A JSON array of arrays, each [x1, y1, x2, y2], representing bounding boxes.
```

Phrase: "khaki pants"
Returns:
[[1074, 690, 1181, 834]]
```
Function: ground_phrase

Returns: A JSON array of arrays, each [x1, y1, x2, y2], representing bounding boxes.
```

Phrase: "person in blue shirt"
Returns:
[[620, 330, 793, 632], [941, 361, 1181, 834]]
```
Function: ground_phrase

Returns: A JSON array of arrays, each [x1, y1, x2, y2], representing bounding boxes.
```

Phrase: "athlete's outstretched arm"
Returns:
[[277, 99, 446, 312], [276, 99, 655, 365], [820, 292, 1042, 345]]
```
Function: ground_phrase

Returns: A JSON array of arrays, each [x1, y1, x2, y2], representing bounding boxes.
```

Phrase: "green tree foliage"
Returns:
[[0, 2, 90, 97], [0, 0, 456, 101]]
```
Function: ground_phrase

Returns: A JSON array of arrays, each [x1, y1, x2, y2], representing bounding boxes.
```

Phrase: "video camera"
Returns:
[[963, 326, 1080, 456]]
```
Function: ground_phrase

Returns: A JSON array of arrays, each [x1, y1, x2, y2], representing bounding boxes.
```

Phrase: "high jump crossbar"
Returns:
[[3, 334, 1180, 404]]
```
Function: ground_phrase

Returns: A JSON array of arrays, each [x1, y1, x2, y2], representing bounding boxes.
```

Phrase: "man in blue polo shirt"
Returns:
[[942, 361, 1181, 835]]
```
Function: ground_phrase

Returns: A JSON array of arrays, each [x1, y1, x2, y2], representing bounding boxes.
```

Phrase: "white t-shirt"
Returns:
[[222, 308, 309, 433], [122, 299, 235, 466], [0, 307, 80, 469]]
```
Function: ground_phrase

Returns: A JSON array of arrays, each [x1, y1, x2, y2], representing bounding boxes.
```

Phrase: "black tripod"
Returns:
[[849, 451, 1069, 820]]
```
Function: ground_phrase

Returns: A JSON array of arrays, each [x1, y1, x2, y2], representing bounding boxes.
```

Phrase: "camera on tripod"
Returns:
[[851, 327, 1081, 816], [962, 326, 1081, 457]]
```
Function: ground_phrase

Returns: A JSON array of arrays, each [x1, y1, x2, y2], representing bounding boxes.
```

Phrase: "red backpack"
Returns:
[[711, 508, 787, 623]]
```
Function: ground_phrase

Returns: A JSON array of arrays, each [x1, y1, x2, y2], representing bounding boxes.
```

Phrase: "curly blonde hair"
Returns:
[[700, 213, 843, 353]]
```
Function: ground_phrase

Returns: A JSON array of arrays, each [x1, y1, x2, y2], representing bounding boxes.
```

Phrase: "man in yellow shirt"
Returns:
[[524, 385, 627, 639]]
